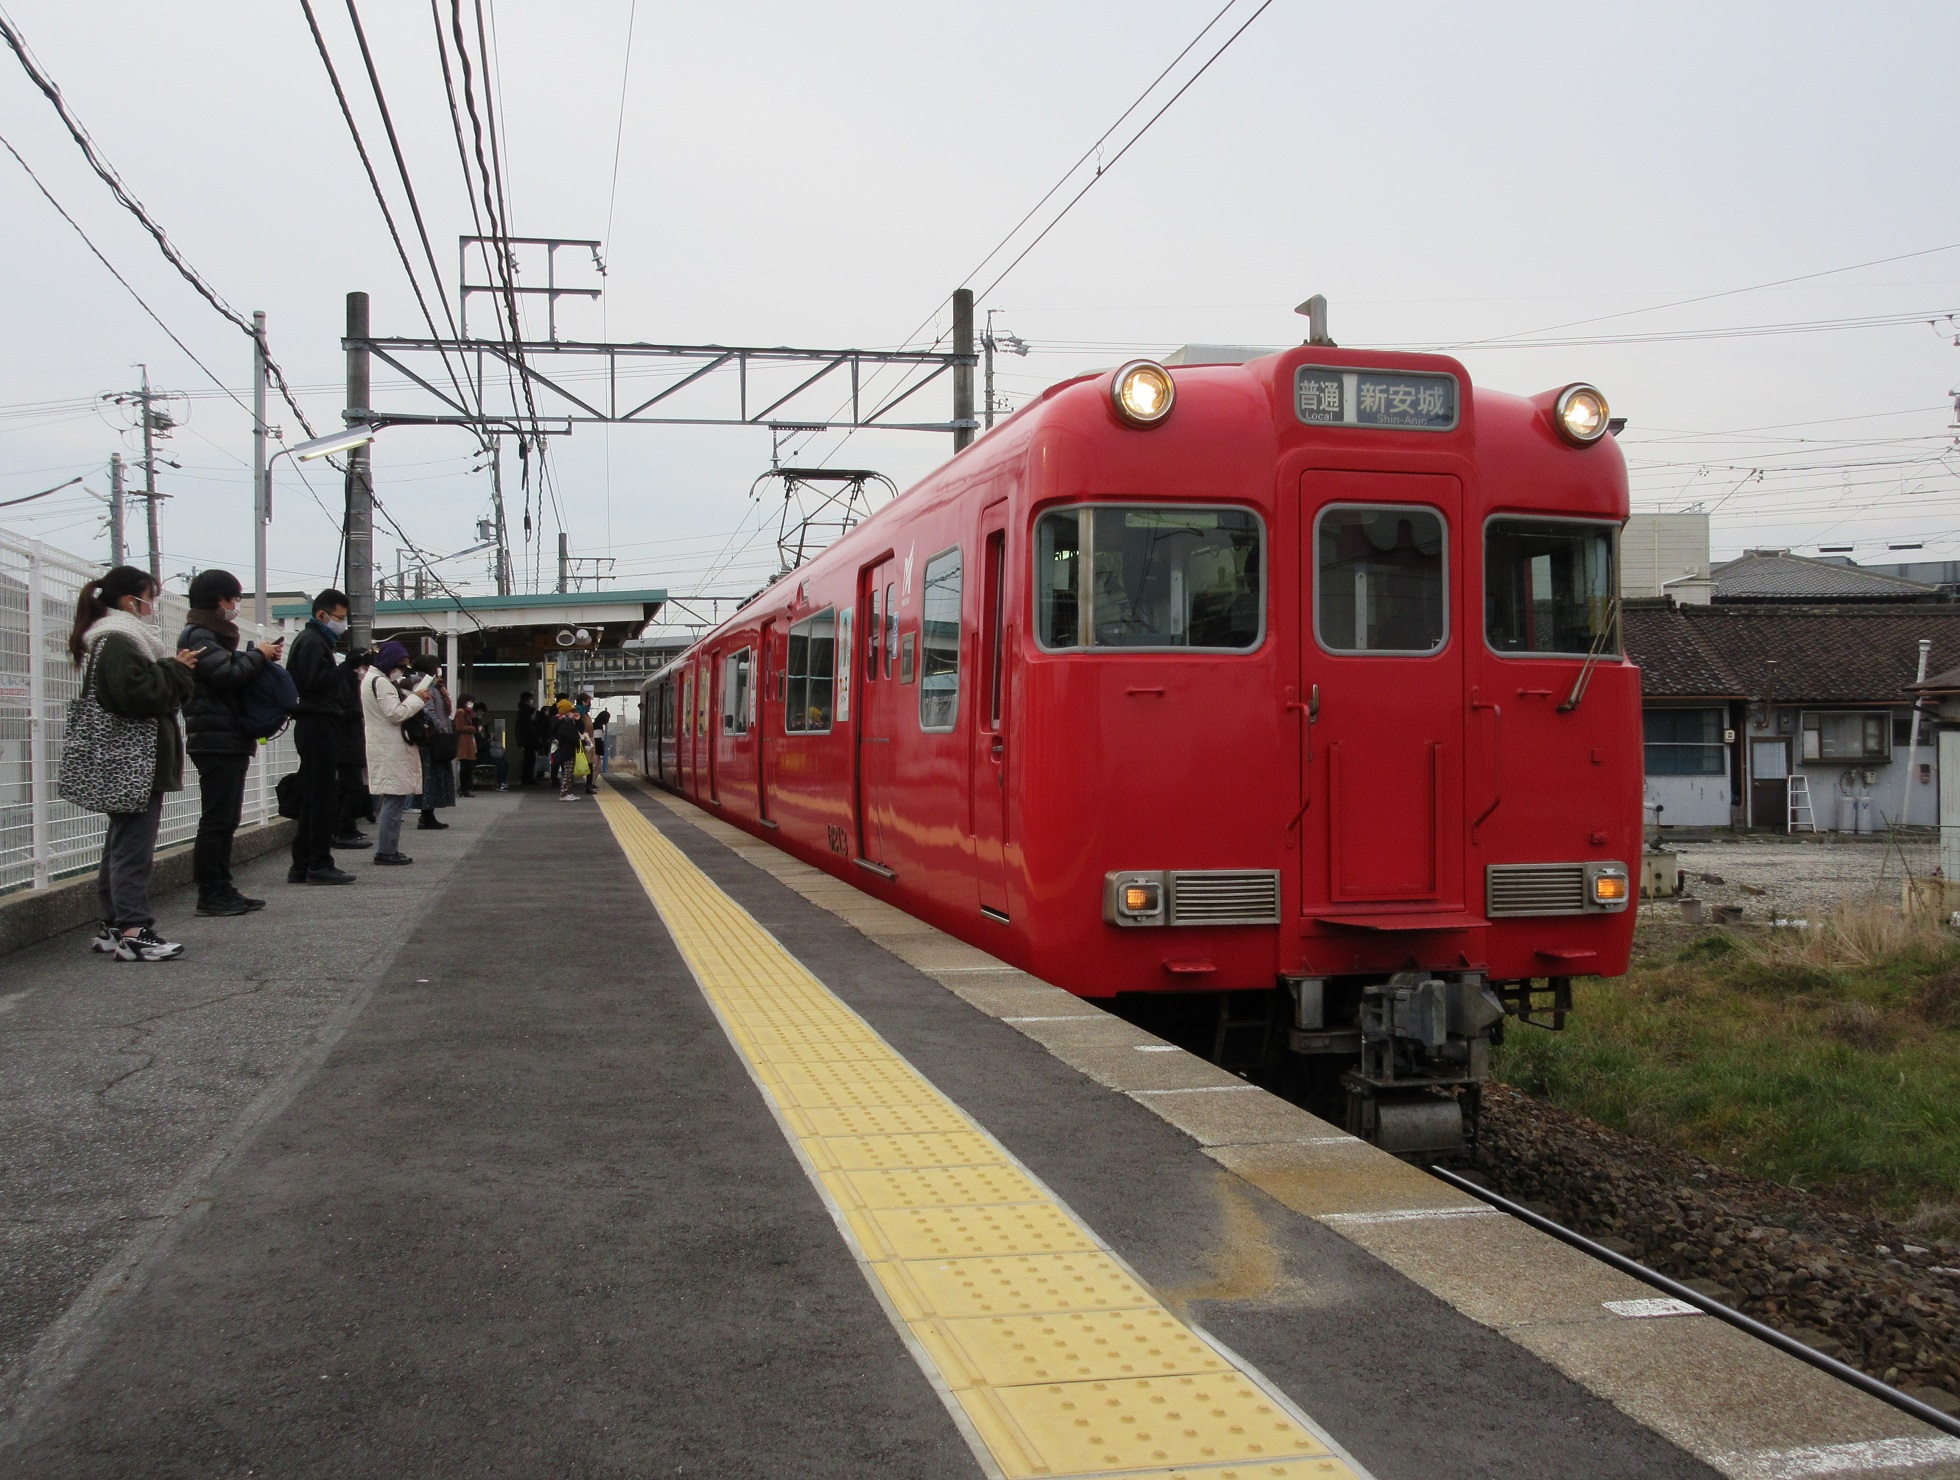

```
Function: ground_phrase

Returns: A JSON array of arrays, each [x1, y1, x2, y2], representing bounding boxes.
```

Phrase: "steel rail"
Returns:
[[1427, 1162, 1960, 1439]]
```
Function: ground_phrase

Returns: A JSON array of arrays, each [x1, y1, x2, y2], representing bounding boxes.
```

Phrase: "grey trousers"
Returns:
[[374, 794, 409, 856], [97, 790, 164, 930]]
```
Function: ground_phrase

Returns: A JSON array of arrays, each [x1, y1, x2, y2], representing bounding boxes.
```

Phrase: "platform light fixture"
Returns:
[[1553, 384, 1610, 446], [290, 423, 378, 462], [1111, 361, 1176, 427]]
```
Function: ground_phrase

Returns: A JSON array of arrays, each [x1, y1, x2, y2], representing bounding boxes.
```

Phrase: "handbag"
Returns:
[[58, 638, 158, 815], [572, 745, 591, 780]]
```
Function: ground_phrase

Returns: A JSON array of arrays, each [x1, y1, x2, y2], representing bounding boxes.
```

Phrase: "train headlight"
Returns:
[[1105, 871, 1167, 925], [1554, 384, 1611, 446], [1112, 360, 1176, 427], [1586, 863, 1630, 909]]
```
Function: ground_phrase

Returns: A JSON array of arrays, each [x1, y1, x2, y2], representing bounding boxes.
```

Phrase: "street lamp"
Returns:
[[254, 423, 379, 628]]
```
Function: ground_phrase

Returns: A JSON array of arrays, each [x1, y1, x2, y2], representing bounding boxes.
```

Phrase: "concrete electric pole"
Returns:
[[952, 288, 975, 453], [252, 310, 270, 629], [345, 292, 376, 647], [557, 531, 570, 594], [108, 453, 126, 567], [139, 365, 162, 585]]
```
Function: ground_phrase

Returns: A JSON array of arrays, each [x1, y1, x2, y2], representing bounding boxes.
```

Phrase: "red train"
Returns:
[[641, 345, 1639, 1152]]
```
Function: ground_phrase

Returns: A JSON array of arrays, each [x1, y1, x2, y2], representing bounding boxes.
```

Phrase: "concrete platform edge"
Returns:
[[0, 818, 296, 959]]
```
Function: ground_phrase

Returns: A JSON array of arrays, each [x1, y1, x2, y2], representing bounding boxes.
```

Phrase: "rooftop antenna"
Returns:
[[1295, 294, 1335, 347]]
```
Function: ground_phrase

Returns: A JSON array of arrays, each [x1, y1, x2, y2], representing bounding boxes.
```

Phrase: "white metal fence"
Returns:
[[0, 529, 298, 895]]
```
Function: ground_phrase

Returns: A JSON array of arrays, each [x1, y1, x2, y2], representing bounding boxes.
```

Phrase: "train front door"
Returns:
[[855, 558, 898, 872], [1298, 471, 1466, 915]]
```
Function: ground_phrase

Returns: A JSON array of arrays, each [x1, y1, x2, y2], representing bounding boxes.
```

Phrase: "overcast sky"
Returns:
[[1, 0, 1955, 610]]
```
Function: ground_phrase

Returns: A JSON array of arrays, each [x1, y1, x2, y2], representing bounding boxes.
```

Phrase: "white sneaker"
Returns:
[[91, 924, 119, 954], [113, 927, 184, 962], [560, 793, 579, 802]]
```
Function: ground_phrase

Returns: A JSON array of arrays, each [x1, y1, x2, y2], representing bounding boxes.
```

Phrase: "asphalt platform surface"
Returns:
[[0, 784, 1719, 1478]]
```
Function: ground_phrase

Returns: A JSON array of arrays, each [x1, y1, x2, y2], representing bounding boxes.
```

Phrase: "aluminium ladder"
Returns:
[[1787, 773, 1817, 833]]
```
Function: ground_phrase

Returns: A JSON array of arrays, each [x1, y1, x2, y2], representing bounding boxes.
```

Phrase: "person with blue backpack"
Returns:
[[179, 570, 292, 918]]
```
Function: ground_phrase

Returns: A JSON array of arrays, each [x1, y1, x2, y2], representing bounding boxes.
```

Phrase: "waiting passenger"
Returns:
[[65, 566, 197, 961], [286, 588, 355, 886], [178, 568, 283, 917], [552, 699, 583, 801], [360, 640, 429, 865], [334, 647, 375, 851]]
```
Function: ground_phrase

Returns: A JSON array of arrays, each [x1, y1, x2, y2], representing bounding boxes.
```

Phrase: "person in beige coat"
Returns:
[[361, 639, 427, 866]]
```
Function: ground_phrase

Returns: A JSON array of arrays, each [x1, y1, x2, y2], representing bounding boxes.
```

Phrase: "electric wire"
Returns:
[[0, 475, 83, 509], [298, 0, 480, 432], [340, 0, 485, 439], [0, 5, 321, 439]]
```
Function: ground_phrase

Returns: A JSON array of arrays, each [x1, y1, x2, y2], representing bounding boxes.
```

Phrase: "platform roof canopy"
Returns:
[[273, 589, 666, 666]]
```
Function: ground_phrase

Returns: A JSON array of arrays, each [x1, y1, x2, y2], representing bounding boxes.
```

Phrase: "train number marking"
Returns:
[[827, 825, 850, 856]]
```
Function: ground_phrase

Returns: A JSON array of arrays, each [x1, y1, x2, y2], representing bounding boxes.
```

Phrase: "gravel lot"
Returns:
[[1659, 832, 1938, 924]]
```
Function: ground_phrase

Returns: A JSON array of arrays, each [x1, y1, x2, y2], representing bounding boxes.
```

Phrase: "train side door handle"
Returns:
[[990, 737, 1004, 759], [1284, 684, 1320, 722]]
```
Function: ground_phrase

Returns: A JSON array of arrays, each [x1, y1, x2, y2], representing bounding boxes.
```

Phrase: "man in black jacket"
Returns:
[[285, 589, 356, 885], [334, 648, 375, 849], [180, 569, 282, 916]]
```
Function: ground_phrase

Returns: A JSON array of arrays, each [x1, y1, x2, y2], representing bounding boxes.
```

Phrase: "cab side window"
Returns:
[[919, 548, 962, 731]]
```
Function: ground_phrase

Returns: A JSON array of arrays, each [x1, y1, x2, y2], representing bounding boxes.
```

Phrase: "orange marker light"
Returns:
[[1592, 874, 1628, 904], [1124, 884, 1159, 913]]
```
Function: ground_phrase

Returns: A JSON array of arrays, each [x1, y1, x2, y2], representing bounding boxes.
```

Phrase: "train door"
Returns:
[[1299, 472, 1466, 914], [757, 620, 776, 824], [855, 558, 898, 873], [972, 508, 1010, 919], [705, 654, 720, 804]]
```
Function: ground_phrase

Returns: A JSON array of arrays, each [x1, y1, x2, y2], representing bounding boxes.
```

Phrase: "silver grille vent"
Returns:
[[1169, 870, 1282, 926], [1487, 863, 1587, 918]]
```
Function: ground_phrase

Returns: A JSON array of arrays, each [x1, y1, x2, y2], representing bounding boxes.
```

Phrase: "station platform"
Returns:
[[0, 778, 1952, 1479]]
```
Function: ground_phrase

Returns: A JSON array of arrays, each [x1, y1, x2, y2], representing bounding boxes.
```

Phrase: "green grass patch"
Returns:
[[1495, 910, 1960, 1223]]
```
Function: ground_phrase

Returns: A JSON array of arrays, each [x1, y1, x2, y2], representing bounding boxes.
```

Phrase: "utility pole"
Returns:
[[490, 438, 512, 595], [139, 365, 162, 586], [557, 531, 570, 594], [981, 309, 1027, 431], [252, 311, 270, 628], [952, 288, 975, 452], [345, 292, 375, 647], [108, 453, 126, 567]]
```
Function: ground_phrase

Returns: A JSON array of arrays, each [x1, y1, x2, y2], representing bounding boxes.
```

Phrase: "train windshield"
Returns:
[[1035, 505, 1263, 650], [1484, 519, 1618, 656], [1315, 505, 1446, 654]]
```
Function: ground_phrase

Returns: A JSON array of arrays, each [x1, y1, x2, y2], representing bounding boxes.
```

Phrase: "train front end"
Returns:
[[1023, 348, 1641, 1154]]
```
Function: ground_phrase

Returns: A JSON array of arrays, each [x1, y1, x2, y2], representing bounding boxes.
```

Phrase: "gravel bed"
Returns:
[[1464, 1084, 1960, 1411]]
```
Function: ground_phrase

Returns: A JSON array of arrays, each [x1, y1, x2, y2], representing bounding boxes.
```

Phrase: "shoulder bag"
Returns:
[[58, 638, 158, 815]]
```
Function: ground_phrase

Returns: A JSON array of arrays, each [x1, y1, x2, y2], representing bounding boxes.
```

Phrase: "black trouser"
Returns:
[[190, 752, 250, 893], [519, 745, 538, 785], [336, 762, 369, 835], [290, 715, 340, 871]]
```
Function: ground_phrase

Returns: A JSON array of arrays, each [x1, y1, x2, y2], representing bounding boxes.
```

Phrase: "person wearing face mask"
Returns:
[[178, 569, 283, 917], [360, 639, 428, 865], [284, 588, 356, 886], [68, 566, 197, 961]]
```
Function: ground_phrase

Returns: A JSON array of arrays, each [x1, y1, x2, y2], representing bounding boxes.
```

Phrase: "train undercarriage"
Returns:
[[1110, 973, 1577, 1157]]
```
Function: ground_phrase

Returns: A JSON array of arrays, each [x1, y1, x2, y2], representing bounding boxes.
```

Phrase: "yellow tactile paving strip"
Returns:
[[595, 784, 1367, 1480]]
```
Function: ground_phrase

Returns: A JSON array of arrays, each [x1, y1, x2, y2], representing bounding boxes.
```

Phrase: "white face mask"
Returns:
[[219, 598, 240, 622], [322, 616, 349, 637]]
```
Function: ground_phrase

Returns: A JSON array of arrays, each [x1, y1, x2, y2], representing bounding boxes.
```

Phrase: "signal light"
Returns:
[[1591, 871, 1629, 905], [1123, 883, 1160, 914], [1554, 384, 1611, 446], [1111, 361, 1176, 427]]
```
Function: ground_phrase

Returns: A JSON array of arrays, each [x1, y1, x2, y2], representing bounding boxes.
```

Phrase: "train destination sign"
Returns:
[[1295, 366, 1458, 431]]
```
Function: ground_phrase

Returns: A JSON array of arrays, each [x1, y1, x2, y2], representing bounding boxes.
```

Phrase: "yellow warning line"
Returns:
[[595, 783, 1365, 1480]]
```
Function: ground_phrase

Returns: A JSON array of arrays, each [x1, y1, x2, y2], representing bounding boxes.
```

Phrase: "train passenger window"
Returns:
[[722, 648, 752, 734], [919, 548, 962, 731], [1034, 506, 1263, 650], [1315, 506, 1445, 654], [784, 609, 836, 733], [1485, 519, 1618, 657]]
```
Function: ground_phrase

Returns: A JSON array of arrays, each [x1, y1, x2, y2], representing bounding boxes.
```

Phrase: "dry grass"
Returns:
[[1497, 901, 1960, 1223]]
